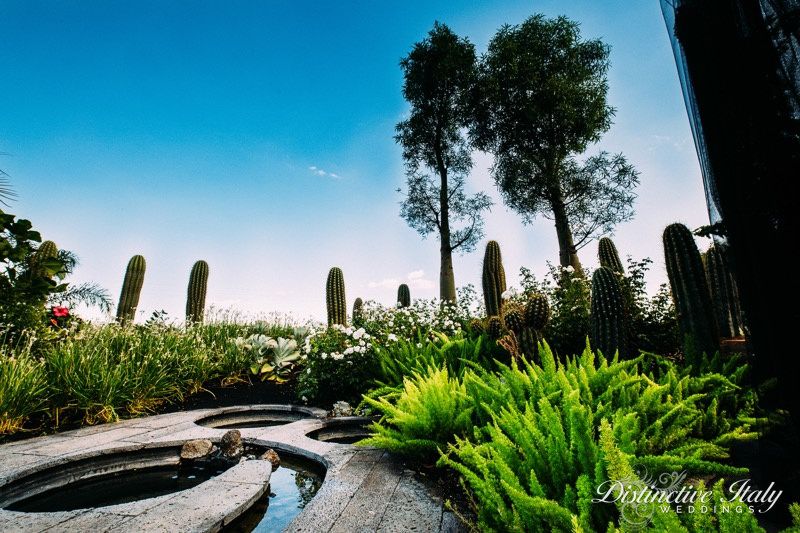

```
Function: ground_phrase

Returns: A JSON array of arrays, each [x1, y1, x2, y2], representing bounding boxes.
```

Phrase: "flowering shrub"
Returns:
[[296, 324, 377, 407]]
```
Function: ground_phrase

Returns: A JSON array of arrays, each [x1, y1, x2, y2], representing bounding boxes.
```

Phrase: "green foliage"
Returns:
[[397, 283, 411, 308], [325, 267, 347, 326], [663, 223, 718, 356], [116, 255, 146, 324], [361, 366, 474, 462], [599, 236, 624, 274], [590, 266, 631, 359], [1, 211, 70, 344], [297, 324, 377, 407], [185, 260, 209, 324], [482, 240, 506, 317], [0, 344, 48, 434]]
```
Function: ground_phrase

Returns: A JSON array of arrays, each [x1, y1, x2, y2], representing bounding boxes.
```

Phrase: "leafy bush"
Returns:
[[296, 324, 378, 407], [360, 366, 474, 462]]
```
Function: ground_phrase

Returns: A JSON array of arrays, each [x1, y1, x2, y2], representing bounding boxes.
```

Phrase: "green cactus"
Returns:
[[35, 240, 58, 261], [590, 266, 631, 358], [185, 260, 209, 324], [502, 303, 525, 333], [469, 318, 485, 335], [704, 245, 743, 338], [116, 255, 146, 324], [397, 284, 411, 308], [518, 327, 539, 359], [663, 223, 718, 356], [524, 292, 550, 330], [598, 236, 625, 274], [326, 267, 347, 326], [482, 240, 506, 317], [352, 297, 364, 324], [486, 316, 504, 340]]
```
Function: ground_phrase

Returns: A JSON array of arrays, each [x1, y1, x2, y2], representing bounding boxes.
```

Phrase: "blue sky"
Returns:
[[1, 1, 709, 322]]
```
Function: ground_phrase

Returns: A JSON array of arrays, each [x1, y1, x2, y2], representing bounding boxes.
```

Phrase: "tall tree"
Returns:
[[472, 15, 638, 275], [397, 22, 492, 302]]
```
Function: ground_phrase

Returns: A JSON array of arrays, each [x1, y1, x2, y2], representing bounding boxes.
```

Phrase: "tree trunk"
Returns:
[[436, 135, 457, 303], [549, 183, 585, 277]]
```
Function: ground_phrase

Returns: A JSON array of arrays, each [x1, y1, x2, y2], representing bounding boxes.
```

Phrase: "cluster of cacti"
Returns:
[[482, 240, 506, 317], [663, 223, 718, 355], [352, 297, 364, 324], [598, 236, 624, 274], [397, 284, 410, 308], [185, 260, 209, 324], [704, 245, 743, 338], [326, 267, 347, 326], [498, 292, 550, 358], [590, 266, 630, 358], [116, 255, 146, 324]]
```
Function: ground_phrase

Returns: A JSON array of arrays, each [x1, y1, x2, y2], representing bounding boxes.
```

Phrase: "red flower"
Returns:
[[52, 306, 70, 318]]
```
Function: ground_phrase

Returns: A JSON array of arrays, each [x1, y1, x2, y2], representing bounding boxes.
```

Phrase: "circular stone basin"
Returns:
[[195, 405, 320, 429], [306, 417, 373, 445], [0, 444, 258, 513]]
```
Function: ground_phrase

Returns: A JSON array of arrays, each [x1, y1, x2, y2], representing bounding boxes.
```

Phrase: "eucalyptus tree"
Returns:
[[397, 22, 491, 302]]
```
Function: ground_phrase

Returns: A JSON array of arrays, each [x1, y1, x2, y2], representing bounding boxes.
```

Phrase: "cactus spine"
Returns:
[[590, 266, 630, 358], [185, 260, 209, 324], [116, 255, 146, 324], [663, 223, 718, 355], [352, 297, 364, 324], [397, 284, 411, 308], [486, 316, 504, 339], [482, 240, 506, 317], [704, 245, 743, 338], [598, 237, 625, 274], [519, 293, 550, 358], [326, 267, 347, 326], [502, 302, 525, 333]]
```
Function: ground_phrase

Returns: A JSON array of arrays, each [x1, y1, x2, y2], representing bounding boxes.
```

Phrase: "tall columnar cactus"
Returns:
[[352, 297, 364, 324], [185, 260, 209, 324], [326, 267, 347, 326], [663, 223, 718, 355], [482, 240, 506, 317], [397, 284, 411, 308], [519, 292, 550, 358], [598, 237, 625, 274], [704, 245, 743, 338], [590, 266, 631, 358], [116, 255, 146, 324]]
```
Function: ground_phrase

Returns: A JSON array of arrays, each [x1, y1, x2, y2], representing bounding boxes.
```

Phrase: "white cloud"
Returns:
[[309, 165, 341, 179], [407, 269, 425, 280], [368, 277, 399, 288]]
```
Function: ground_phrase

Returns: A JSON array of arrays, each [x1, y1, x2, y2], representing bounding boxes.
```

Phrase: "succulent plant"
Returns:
[[486, 316, 504, 340], [326, 267, 347, 326], [35, 240, 58, 261], [185, 260, 209, 324], [598, 236, 625, 274], [116, 255, 146, 324], [502, 303, 525, 333], [704, 245, 743, 338], [352, 297, 364, 324], [590, 266, 631, 358], [524, 292, 550, 330], [397, 284, 411, 308], [469, 318, 485, 334], [518, 327, 539, 359], [482, 240, 506, 317], [663, 223, 718, 355]]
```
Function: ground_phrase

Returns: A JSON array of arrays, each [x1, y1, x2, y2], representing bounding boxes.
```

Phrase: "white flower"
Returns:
[[332, 353, 344, 361], [387, 333, 398, 342], [501, 287, 518, 300], [359, 340, 366, 347], [353, 327, 366, 340], [564, 265, 575, 273], [321, 353, 328, 359], [344, 347, 354, 355]]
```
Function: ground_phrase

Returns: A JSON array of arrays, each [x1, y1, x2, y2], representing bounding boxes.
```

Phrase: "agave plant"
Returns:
[[244, 336, 301, 383]]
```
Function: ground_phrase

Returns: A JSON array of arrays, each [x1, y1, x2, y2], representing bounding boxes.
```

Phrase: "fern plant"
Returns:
[[360, 366, 474, 462]]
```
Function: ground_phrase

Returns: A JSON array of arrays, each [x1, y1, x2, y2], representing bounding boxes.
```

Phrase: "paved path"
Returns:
[[0, 406, 464, 533]]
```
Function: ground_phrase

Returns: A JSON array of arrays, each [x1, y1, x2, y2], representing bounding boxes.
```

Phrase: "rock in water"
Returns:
[[220, 429, 243, 459], [180, 439, 213, 460], [261, 448, 281, 470]]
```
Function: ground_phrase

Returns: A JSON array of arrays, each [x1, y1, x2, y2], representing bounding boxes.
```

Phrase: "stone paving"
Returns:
[[0, 405, 465, 533]]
